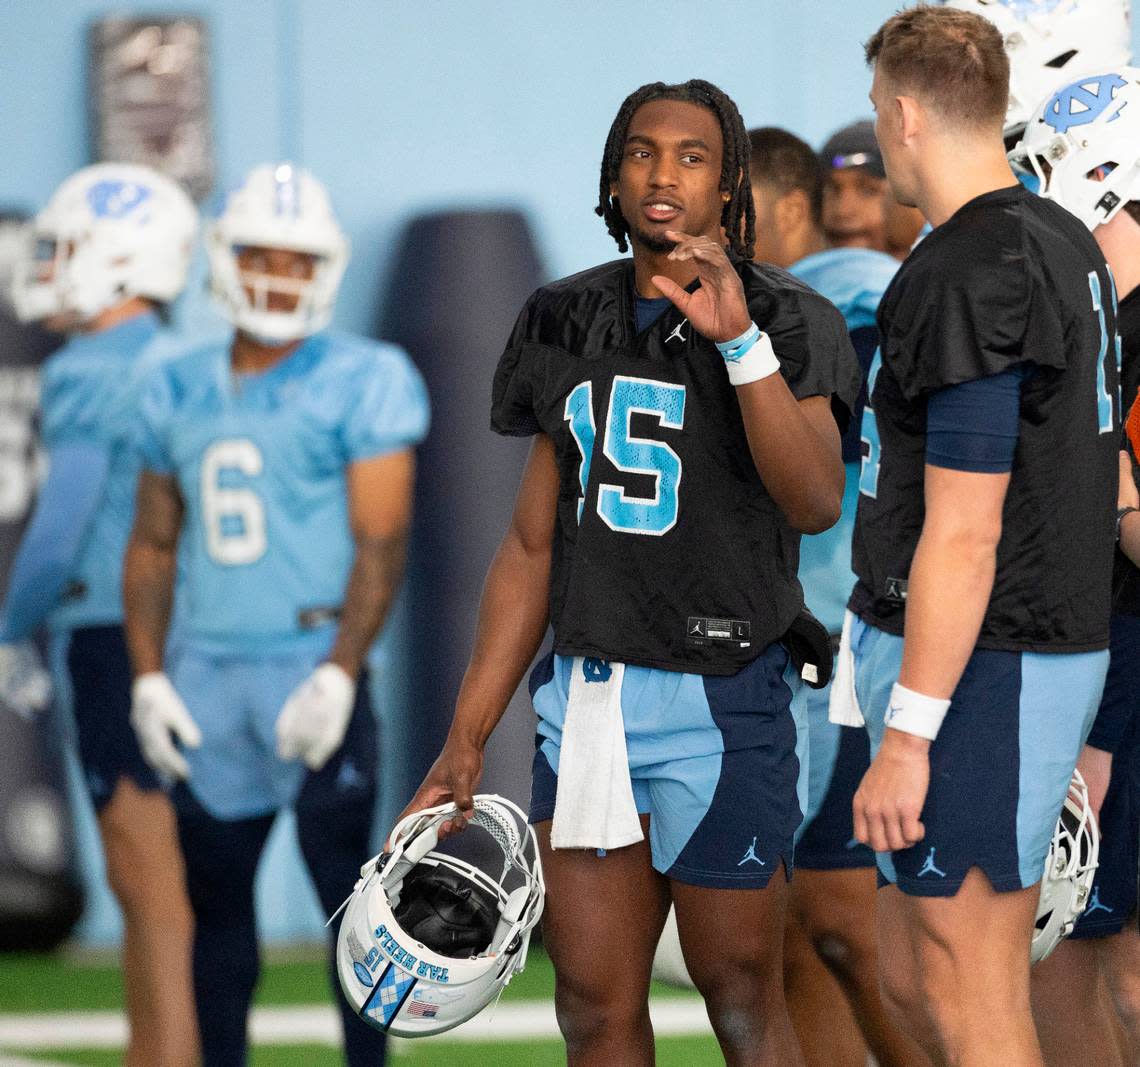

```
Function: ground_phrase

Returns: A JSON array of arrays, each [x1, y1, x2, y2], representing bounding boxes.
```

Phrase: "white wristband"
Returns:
[[883, 682, 951, 741], [724, 330, 780, 386]]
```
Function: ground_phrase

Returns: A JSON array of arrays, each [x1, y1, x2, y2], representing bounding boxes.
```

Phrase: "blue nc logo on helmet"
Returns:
[[1045, 74, 1129, 135], [86, 180, 152, 220]]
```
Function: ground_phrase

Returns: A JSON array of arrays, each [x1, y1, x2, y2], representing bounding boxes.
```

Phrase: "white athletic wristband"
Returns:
[[717, 324, 780, 386], [883, 682, 951, 741]]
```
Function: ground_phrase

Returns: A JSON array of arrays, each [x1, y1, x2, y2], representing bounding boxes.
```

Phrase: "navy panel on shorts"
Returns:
[[852, 615, 1105, 897], [1072, 615, 1140, 938], [528, 643, 806, 889], [797, 721, 875, 870], [66, 624, 161, 811]]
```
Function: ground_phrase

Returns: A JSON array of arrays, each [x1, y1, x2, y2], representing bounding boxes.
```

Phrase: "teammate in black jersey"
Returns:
[[838, 9, 1120, 1066], [401, 79, 858, 1064], [1011, 67, 1140, 1067]]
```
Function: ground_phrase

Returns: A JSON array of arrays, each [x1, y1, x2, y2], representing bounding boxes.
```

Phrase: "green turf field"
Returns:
[[0, 946, 724, 1065]]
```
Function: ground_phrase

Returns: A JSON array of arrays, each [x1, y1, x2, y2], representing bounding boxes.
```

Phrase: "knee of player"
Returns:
[[813, 928, 876, 984], [553, 973, 648, 1046], [1106, 956, 1140, 1028], [689, 956, 783, 1033]]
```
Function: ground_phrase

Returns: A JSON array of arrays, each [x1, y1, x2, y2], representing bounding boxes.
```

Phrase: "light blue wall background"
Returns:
[[8, 0, 1138, 946]]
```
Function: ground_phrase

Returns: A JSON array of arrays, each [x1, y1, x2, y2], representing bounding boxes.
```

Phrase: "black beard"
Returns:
[[626, 220, 676, 255]]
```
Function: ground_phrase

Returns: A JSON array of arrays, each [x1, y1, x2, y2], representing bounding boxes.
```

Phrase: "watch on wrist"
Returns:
[[1116, 506, 1140, 542]]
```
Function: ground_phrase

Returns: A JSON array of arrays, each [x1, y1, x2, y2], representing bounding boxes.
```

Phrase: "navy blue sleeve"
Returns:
[[925, 365, 1030, 473]]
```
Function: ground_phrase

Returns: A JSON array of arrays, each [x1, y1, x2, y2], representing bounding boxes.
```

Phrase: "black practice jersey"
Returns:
[[1113, 288, 1140, 617], [850, 185, 1120, 652], [492, 256, 861, 674]]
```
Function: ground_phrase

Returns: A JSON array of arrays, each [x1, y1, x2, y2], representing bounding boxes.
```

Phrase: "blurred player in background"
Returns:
[[840, 7, 1119, 1064], [124, 163, 429, 1067], [818, 121, 925, 260], [400, 79, 859, 1065], [5, 163, 199, 1067], [749, 126, 930, 1067], [1012, 67, 1140, 1067]]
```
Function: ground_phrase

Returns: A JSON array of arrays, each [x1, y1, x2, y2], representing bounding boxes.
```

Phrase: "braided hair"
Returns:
[[595, 79, 755, 258]]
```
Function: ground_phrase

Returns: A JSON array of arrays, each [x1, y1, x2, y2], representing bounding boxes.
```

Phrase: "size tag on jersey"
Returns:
[[687, 616, 751, 648]]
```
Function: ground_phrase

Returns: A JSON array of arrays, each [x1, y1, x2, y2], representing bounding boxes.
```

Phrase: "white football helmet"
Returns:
[[1010, 67, 1140, 230], [1032, 769, 1099, 963], [335, 795, 544, 1038], [11, 162, 197, 324], [207, 163, 349, 343], [944, 0, 1132, 137]]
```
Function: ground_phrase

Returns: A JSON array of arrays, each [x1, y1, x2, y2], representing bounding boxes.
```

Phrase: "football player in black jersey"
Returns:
[[400, 79, 859, 1064], [840, 9, 1120, 1066], [748, 126, 930, 1067], [1011, 67, 1140, 1067]]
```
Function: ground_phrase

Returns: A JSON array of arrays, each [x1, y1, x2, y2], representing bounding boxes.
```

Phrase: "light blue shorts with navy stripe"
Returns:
[[850, 615, 1108, 897], [528, 642, 807, 889]]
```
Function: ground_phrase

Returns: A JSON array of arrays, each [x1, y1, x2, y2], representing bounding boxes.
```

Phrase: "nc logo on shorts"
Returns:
[[582, 657, 612, 684], [1044, 74, 1128, 136]]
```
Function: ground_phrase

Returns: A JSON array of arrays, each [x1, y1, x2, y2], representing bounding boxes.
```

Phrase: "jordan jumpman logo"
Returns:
[[737, 836, 766, 867], [917, 847, 946, 878], [1085, 887, 1113, 915], [666, 319, 688, 344]]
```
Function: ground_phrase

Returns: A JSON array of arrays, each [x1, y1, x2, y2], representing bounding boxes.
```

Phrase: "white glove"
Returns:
[[130, 672, 202, 781], [275, 662, 356, 771], [0, 642, 52, 720]]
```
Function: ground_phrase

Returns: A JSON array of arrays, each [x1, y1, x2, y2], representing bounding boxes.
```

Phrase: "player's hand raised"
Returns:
[[853, 728, 930, 853], [394, 736, 483, 844], [275, 662, 356, 771], [651, 231, 752, 344], [130, 672, 202, 781]]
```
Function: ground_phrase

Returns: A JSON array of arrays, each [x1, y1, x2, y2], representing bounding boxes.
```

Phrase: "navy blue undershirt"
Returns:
[[925, 365, 1030, 473], [635, 295, 673, 334]]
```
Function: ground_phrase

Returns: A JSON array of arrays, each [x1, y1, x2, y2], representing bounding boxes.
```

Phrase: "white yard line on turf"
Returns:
[[0, 999, 713, 1050]]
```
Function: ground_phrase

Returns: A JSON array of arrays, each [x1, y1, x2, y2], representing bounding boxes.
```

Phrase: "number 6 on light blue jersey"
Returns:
[[564, 375, 686, 536]]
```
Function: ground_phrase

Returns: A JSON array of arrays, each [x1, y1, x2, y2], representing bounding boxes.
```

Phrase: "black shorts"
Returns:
[[67, 624, 162, 812]]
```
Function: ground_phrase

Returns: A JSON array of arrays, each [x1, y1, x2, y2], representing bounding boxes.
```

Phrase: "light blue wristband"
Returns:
[[715, 321, 762, 363]]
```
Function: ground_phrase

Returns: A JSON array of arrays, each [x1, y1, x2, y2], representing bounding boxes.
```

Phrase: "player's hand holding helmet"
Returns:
[[275, 661, 355, 771], [1010, 67, 1140, 232], [207, 163, 349, 344], [11, 162, 197, 326], [1032, 769, 1099, 962], [944, 0, 1132, 140], [130, 672, 202, 781], [335, 794, 544, 1037], [0, 642, 52, 720]]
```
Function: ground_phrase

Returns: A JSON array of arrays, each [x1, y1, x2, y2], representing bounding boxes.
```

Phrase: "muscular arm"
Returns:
[[734, 387, 844, 532], [898, 464, 1009, 699], [0, 442, 109, 641], [449, 434, 558, 747], [398, 434, 558, 825], [325, 449, 416, 678], [123, 470, 184, 676]]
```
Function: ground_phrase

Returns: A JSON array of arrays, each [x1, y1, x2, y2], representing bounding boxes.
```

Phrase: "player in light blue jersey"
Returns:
[[749, 127, 929, 1067], [124, 164, 428, 1067], [5, 163, 200, 1067]]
